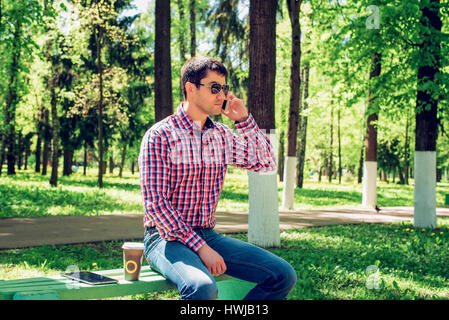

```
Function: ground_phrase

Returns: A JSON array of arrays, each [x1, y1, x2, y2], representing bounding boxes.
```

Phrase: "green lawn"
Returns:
[[1, 221, 448, 300], [1, 167, 449, 300]]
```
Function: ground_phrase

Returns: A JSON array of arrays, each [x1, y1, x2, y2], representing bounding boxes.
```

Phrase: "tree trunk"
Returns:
[[109, 156, 114, 175], [155, 0, 173, 122], [414, 0, 441, 229], [297, 62, 309, 188], [278, 131, 285, 182], [4, 20, 22, 176], [63, 149, 74, 176], [357, 144, 364, 184], [83, 144, 88, 176], [337, 106, 342, 184], [42, 109, 50, 176], [189, 0, 196, 58], [17, 132, 23, 170], [35, 107, 44, 173], [0, 134, 5, 176], [328, 101, 334, 183], [357, 103, 366, 184], [282, 0, 302, 210], [248, 0, 279, 248], [403, 108, 410, 185], [49, 75, 59, 187], [24, 134, 32, 170], [119, 143, 127, 178], [177, 0, 187, 100], [97, 24, 104, 188], [362, 52, 381, 208]]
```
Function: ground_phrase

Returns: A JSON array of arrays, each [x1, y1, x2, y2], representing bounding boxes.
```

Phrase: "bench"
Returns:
[[0, 265, 256, 300]]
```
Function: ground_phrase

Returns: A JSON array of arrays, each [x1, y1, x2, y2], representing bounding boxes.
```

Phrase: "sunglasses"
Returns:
[[198, 82, 230, 96]]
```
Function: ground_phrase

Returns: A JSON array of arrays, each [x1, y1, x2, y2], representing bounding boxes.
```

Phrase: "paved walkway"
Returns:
[[1, 207, 449, 249]]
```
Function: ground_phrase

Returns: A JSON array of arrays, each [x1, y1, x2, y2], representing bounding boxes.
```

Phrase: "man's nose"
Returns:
[[218, 90, 226, 98]]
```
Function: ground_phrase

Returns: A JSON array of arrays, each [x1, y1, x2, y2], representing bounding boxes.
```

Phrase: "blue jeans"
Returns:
[[143, 227, 297, 300]]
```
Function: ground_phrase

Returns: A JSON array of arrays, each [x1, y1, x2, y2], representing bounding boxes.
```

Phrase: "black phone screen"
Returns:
[[221, 100, 227, 110], [62, 271, 118, 285]]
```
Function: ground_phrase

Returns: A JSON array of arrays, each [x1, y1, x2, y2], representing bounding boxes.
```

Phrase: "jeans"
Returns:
[[143, 227, 297, 300]]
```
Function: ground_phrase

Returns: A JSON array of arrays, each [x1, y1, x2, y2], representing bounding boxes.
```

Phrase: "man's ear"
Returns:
[[185, 82, 195, 98]]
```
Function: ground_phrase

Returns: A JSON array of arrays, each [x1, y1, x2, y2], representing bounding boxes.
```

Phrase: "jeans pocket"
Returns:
[[144, 230, 160, 258]]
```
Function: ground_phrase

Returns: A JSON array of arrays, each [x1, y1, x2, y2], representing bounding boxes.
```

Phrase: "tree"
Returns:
[[414, 0, 442, 229], [72, 0, 126, 187], [281, 0, 302, 210], [206, 0, 249, 100], [2, 17, 21, 175], [43, 0, 61, 187], [248, 0, 279, 248], [362, 52, 381, 208], [0, 0, 43, 176], [154, 0, 173, 122], [189, 0, 196, 57], [296, 61, 310, 188]]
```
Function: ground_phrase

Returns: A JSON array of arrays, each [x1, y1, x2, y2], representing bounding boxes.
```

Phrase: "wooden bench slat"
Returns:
[[0, 265, 254, 300]]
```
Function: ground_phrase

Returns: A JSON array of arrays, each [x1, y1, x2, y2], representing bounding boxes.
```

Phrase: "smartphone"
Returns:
[[221, 99, 227, 111], [62, 271, 118, 285]]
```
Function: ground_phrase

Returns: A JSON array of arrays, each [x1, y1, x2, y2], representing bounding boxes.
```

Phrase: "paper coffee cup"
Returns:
[[122, 242, 145, 281]]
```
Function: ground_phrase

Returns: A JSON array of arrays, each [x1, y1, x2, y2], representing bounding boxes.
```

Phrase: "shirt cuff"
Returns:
[[235, 113, 257, 132], [181, 230, 206, 252]]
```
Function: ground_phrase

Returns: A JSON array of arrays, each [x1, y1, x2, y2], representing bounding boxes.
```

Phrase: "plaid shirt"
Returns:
[[138, 103, 276, 252]]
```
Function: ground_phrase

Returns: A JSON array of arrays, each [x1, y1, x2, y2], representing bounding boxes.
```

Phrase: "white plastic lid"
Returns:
[[122, 242, 145, 250]]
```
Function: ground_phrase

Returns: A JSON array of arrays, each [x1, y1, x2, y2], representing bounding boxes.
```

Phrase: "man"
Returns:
[[139, 56, 296, 300]]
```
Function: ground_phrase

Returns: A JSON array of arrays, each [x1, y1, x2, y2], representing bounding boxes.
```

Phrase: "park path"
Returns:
[[1, 207, 449, 249]]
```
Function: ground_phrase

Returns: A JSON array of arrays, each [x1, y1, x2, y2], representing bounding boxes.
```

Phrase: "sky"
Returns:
[[120, 0, 150, 17]]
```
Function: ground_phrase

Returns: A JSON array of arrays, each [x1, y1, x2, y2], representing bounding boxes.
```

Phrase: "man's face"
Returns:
[[189, 70, 227, 116]]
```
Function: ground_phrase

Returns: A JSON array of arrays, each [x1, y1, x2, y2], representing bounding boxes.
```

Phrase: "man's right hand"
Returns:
[[197, 244, 227, 276]]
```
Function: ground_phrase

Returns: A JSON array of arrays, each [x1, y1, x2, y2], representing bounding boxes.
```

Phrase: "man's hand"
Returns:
[[197, 244, 227, 276], [221, 92, 249, 123]]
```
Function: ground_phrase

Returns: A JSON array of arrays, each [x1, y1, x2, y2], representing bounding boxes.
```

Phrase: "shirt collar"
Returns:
[[176, 102, 216, 133]]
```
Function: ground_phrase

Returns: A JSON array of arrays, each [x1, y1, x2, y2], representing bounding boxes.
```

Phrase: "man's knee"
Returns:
[[182, 278, 218, 300], [280, 263, 297, 291]]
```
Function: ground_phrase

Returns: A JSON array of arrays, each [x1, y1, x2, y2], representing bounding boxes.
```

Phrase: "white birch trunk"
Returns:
[[362, 161, 377, 208], [281, 156, 297, 210], [414, 151, 437, 228], [248, 132, 280, 248]]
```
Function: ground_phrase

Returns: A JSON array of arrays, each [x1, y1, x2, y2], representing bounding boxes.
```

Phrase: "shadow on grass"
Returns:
[[58, 175, 141, 191], [219, 189, 248, 203]]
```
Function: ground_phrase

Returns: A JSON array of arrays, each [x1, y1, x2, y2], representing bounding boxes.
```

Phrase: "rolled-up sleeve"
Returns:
[[226, 114, 277, 172]]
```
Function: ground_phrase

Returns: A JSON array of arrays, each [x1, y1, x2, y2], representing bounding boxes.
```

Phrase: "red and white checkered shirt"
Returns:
[[138, 103, 276, 252]]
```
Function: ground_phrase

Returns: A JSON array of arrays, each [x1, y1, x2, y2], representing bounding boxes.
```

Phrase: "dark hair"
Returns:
[[180, 56, 227, 100]]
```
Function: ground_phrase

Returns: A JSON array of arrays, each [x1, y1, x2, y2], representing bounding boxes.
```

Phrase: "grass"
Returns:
[[1, 167, 449, 300], [1, 221, 449, 300], [0, 170, 142, 218]]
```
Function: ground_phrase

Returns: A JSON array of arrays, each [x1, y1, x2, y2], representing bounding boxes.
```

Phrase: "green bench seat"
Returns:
[[0, 265, 256, 300]]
